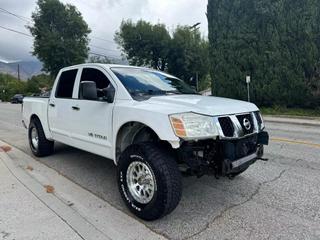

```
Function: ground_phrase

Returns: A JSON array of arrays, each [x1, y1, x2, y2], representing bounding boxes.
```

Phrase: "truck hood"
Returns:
[[144, 94, 259, 116]]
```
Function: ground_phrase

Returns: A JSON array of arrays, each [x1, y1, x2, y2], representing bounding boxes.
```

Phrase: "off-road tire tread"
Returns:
[[118, 142, 182, 220], [144, 143, 182, 217]]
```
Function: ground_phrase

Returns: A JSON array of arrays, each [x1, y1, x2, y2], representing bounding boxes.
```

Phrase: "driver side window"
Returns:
[[79, 68, 112, 101]]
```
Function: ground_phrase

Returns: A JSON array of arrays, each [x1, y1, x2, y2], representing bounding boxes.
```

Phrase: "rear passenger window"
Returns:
[[55, 69, 78, 98]]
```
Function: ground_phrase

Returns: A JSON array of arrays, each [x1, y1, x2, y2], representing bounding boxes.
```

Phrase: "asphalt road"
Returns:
[[0, 102, 319, 240]]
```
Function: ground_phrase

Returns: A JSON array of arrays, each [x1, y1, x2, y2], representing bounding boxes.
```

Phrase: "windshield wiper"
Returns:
[[148, 90, 182, 95], [129, 90, 183, 99]]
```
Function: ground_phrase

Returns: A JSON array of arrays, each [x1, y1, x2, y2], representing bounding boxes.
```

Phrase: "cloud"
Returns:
[[0, 0, 208, 61]]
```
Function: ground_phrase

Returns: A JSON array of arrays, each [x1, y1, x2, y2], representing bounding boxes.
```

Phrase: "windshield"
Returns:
[[111, 67, 197, 100]]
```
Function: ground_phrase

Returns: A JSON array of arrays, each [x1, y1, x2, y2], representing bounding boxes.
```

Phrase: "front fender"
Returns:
[[112, 107, 180, 161]]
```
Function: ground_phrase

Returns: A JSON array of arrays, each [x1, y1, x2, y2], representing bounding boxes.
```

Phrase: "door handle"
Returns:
[[49, 103, 55, 107], [72, 106, 80, 111]]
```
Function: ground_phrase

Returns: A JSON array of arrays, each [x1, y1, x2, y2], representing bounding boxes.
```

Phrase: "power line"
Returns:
[[0, 7, 32, 23], [0, 5, 122, 56], [0, 26, 120, 57], [89, 44, 119, 53], [91, 36, 115, 44], [0, 25, 32, 37], [89, 52, 121, 60], [0, 7, 115, 43], [88, 46, 120, 58], [0, 24, 121, 60]]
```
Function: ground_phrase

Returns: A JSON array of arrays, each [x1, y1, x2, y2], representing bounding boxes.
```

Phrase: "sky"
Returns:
[[0, 0, 208, 62]]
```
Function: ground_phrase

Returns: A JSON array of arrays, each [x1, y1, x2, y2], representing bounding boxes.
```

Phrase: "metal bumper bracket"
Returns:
[[231, 152, 257, 168]]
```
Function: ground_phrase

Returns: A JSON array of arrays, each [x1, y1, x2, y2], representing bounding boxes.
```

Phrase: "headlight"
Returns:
[[169, 112, 219, 139]]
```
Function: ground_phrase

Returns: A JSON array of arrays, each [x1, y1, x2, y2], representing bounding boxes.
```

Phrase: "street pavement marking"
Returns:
[[271, 137, 320, 148]]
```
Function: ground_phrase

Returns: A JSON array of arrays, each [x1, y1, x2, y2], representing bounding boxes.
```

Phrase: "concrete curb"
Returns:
[[264, 117, 320, 127], [0, 140, 166, 240]]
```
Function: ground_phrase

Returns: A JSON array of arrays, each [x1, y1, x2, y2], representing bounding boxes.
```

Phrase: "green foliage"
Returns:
[[167, 26, 210, 90], [89, 55, 112, 64], [261, 106, 320, 118], [115, 20, 209, 90], [0, 73, 53, 101], [198, 74, 212, 92], [115, 20, 170, 70], [0, 73, 26, 101], [207, 0, 320, 108], [28, 0, 91, 77], [26, 74, 54, 94]]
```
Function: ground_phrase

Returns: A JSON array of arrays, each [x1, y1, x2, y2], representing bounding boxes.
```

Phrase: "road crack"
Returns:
[[1, 231, 10, 239], [184, 169, 287, 240]]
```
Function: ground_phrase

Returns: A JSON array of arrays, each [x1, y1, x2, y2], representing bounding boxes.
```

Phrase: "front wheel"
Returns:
[[117, 143, 182, 221]]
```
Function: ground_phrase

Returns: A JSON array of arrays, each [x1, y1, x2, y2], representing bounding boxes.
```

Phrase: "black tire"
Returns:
[[28, 118, 54, 157], [117, 143, 182, 221]]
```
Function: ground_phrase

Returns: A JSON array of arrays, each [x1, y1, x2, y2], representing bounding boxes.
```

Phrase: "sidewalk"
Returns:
[[0, 149, 82, 240], [264, 115, 320, 127], [0, 142, 165, 240]]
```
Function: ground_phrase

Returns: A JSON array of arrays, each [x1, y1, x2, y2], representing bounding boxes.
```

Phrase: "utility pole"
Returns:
[[246, 76, 251, 102], [17, 64, 20, 81], [189, 22, 201, 92], [196, 72, 199, 92]]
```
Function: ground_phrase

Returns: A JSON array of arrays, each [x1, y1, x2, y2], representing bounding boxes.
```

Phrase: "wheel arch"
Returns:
[[29, 114, 52, 140], [30, 114, 41, 124], [114, 121, 174, 163]]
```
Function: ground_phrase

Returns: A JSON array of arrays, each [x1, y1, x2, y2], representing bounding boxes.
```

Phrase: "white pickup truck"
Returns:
[[22, 63, 269, 220]]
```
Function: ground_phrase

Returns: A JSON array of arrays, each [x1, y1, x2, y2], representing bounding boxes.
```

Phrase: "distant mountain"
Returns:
[[0, 58, 130, 81], [0, 60, 43, 80]]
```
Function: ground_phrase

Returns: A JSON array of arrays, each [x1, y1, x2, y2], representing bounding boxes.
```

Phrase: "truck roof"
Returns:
[[60, 63, 146, 72]]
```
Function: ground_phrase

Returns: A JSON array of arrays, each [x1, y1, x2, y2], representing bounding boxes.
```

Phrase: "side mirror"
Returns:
[[102, 85, 115, 103], [80, 81, 97, 100]]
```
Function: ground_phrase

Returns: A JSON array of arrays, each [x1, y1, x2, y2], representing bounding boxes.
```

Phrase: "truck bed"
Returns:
[[22, 97, 52, 140]]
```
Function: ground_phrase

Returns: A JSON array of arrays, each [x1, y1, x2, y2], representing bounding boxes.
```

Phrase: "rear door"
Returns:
[[68, 66, 116, 158], [48, 68, 79, 145]]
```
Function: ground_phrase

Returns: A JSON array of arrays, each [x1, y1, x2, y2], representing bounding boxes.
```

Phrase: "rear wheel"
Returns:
[[28, 118, 54, 157], [117, 143, 182, 221]]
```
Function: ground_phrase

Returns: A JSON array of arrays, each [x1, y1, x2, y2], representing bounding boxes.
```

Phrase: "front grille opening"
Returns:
[[218, 117, 235, 137], [236, 114, 254, 134]]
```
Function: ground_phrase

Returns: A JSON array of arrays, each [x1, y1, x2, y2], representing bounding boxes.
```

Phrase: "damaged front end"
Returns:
[[175, 111, 269, 178], [177, 131, 269, 178]]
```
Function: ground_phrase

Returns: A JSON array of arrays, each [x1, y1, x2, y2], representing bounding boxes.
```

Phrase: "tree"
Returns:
[[167, 26, 210, 90], [115, 20, 170, 70], [28, 0, 91, 77], [88, 55, 112, 64], [0, 73, 26, 101], [207, 0, 320, 107], [115, 20, 210, 90], [26, 74, 54, 94]]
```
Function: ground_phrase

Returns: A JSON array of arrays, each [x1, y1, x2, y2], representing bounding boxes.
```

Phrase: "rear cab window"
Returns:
[[55, 69, 78, 98]]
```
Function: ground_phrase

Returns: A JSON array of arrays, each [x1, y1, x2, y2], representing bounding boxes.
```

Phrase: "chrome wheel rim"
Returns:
[[31, 127, 39, 149], [126, 161, 156, 204]]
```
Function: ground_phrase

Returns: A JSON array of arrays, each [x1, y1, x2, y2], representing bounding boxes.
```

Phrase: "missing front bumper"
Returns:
[[178, 131, 269, 177]]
